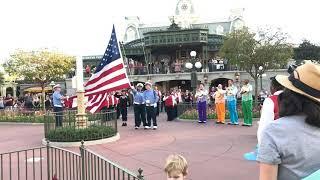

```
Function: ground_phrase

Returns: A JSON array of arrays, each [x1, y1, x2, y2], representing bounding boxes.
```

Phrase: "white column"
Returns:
[[76, 56, 84, 92], [75, 56, 87, 128]]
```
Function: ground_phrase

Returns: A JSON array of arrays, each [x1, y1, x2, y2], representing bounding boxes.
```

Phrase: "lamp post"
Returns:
[[234, 72, 240, 83], [185, 51, 202, 94], [49, 81, 55, 92], [258, 66, 267, 91]]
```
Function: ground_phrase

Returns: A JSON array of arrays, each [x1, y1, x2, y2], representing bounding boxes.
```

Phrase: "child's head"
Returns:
[[164, 154, 188, 180]]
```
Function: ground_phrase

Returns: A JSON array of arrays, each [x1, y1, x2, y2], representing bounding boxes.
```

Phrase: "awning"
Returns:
[[24, 86, 53, 93]]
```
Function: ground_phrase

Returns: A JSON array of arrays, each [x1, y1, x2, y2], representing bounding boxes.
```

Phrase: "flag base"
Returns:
[[76, 90, 87, 128], [76, 114, 88, 129], [76, 90, 86, 115]]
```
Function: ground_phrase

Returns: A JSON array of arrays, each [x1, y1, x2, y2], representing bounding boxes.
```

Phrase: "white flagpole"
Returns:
[[75, 55, 87, 128]]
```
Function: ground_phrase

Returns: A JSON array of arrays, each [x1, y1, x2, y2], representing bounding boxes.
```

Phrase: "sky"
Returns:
[[0, 0, 319, 62]]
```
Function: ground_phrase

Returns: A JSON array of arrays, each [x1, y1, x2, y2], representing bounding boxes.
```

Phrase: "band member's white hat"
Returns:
[[136, 83, 144, 88], [145, 81, 152, 86], [53, 84, 62, 89]]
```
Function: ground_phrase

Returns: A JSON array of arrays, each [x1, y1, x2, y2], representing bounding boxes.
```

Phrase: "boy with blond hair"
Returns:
[[164, 154, 188, 180]]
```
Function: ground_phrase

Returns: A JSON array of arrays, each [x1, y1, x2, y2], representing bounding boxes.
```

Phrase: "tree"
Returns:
[[294, 40, 320, 64], [219, 27, 293, 106], [0, 72, 4, 85], [4, 49, 75, 110]]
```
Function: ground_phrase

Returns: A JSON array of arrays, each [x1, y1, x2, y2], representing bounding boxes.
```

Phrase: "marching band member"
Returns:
[[164, 91, 177, 121], [154, 85, 162, 117], [226, 80, 239, 125], [195, 83, 208, 123], [130, 83, 147, 129], [213, 84, 226, 124], [240, 79, 253, 126], [143, 81, 159, 130], [115, 90, 129, 126]]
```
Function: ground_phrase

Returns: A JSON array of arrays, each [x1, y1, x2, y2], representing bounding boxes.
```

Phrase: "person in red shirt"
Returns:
[[164, 91, 177, 121], [5, 94, 14, 110], [244, 76, 284, 161], [85, 65, 91, 75]]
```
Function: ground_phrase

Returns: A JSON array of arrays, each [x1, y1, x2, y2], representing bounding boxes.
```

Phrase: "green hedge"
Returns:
[[0, 115, 44, 123], [0, 112, 116, 123], [179, 109, 260, 120], [46, 125, 117, 142]]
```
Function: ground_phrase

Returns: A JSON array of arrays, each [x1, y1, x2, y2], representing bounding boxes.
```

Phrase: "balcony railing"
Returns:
[[125, 62, 233, 76]]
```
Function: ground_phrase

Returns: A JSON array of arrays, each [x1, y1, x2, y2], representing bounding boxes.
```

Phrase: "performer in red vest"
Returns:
[[164, 91, 177, 121], [257, 76, 284, 145], [244, 76, 284, 161]]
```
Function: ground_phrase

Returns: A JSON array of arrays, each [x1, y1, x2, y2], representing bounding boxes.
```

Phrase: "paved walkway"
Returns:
[[0, 113, 259, 180]]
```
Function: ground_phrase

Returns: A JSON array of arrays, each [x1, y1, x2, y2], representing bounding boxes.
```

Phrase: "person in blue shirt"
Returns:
[[52, 84, 66, 127], [143, 81, 159, 130], [130, 83, 147, 129]]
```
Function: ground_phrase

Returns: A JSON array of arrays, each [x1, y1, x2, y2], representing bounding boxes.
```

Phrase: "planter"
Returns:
[[42, 133, 120, 147]]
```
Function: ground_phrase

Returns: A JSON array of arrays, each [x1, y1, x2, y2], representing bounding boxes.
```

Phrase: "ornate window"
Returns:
[[216, 25, 224, 35]]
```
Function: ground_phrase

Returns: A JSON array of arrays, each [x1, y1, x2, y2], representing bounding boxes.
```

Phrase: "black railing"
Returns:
[[0, 146, 47, 180], [48, 145, 82, 180], [177, 103, 197, 118], [80, 143, 143, 180], [0, 142, 144, 180]]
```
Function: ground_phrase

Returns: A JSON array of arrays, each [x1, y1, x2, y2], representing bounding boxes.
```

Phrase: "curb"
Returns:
[[0, 122, 44, 126], [177, 118, 259, 122], [176, 118, 214, 122], [42, 133, 120, 147]]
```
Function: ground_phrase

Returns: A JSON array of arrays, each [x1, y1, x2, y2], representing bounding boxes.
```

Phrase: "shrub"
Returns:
[[179, 108, 261, 120], [46, 125, 117, 142], [0, 115, 44, 123]]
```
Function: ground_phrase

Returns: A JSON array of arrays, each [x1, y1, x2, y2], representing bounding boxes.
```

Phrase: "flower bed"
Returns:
[[179, 108, 260, 120]]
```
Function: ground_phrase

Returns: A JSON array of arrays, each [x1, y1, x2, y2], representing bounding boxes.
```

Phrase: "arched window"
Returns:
[[125, 27, 137, 42], [216, 25, 224, 35]]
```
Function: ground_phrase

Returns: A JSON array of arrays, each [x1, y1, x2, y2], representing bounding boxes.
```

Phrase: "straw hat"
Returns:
[[276, 62, 320, 103], [136, 83, 144, 88]]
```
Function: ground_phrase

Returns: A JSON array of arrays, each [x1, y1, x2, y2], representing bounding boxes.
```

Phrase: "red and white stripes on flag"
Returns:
[[72, 25, 131, 113]]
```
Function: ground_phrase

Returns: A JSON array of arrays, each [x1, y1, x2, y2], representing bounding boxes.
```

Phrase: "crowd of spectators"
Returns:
[[0, 93, 54, 112]]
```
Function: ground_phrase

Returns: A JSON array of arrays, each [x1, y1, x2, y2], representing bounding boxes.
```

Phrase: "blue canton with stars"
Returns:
[[95, 25, 121, 73]]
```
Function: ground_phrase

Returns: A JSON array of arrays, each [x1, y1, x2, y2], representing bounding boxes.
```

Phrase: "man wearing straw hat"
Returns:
[[52, 84, 66, 127], [257, 62, 320, 180]]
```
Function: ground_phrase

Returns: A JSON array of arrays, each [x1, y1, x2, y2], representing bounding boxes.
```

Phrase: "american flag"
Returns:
[[84, 25, 131, 113]]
